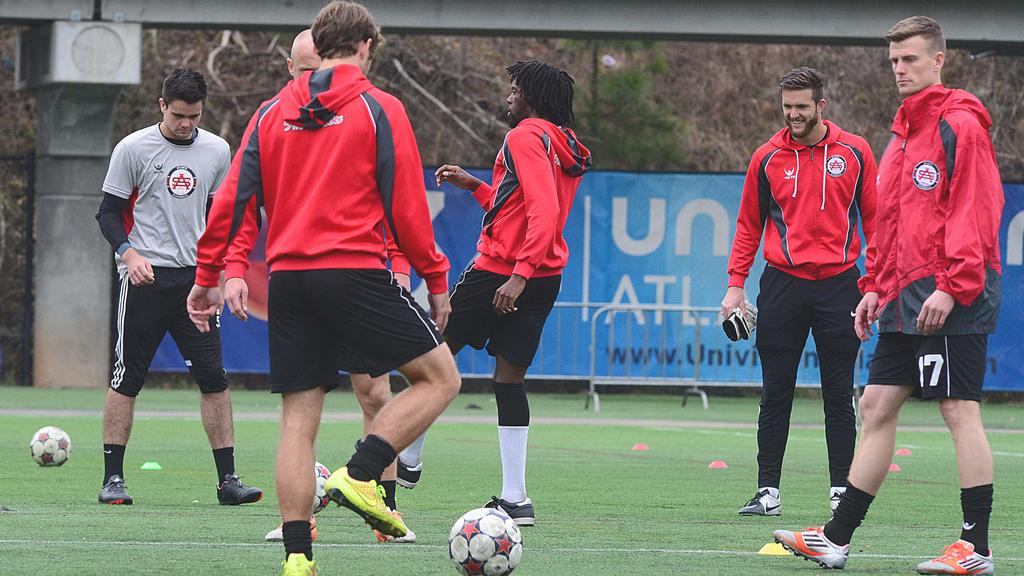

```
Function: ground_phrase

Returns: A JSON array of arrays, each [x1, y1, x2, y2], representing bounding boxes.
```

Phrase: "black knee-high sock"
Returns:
[[960, 484, 993, 556], [381, 480, 397, 510], [346, 434, 396, 482], [824, 483, 875, 546], [212, 447, 235, 482], [103, 444, 126, 484], [493, 381, 530, 426], [282, 520, 312, 561]]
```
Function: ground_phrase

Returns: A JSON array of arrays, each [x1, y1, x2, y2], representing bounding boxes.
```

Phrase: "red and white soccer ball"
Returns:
[[29, 426, 71, 466], [312, 461, 332, 515], [449, 507, 523, 576]]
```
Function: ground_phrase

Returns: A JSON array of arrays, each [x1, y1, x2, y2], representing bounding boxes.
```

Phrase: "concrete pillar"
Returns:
[[31, 85, 122, 388], [19, 20, 141, 388]]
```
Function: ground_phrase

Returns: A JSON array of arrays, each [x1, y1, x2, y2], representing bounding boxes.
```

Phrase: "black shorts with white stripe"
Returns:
[[267, 269, 443, 393], [110, 266, 227, 397], [867, 333, 988, 401]]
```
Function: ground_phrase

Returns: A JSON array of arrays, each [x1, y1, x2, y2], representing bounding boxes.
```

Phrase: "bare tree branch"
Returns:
[[391, 57, 489, 148]]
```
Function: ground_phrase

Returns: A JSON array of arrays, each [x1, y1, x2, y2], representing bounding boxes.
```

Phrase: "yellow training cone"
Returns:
[[758, 542, 790, 556]]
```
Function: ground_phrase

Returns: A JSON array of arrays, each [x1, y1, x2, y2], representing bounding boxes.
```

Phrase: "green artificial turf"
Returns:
[[0, 387, 1021, 575]]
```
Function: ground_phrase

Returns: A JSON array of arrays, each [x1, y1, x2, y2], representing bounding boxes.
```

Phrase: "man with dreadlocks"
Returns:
[[435, 60, 592, 526]]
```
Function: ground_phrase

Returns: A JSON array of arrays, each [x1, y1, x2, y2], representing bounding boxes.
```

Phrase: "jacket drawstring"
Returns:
[[821, 143, 828, 210], [792, 150, 800, 197]]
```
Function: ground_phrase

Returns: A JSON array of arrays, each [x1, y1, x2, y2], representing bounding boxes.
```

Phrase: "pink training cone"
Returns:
[[895, 448, 912, 456], [708, 460, 729, 469], [889, 463, 902, 473], [631, 443, 650, 451]]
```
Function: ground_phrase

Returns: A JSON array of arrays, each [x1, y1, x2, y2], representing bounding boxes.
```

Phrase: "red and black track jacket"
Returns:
[[728, 120, 877, 287], [471, 118, 591, 278], [195, 65, 448, 292], [860, 85, 1003, 335]]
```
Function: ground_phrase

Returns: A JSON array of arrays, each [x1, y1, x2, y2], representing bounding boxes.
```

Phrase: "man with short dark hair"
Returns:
[[723, 66, 877, 517], [435, 60, 591, 526], [187, 3, 461, 574], [94, 68, 262, 507], [774, 17, 1003, 575]]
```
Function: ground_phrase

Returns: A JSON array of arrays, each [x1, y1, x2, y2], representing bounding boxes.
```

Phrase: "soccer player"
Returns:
[[260, 28, 414, 544], [435, 60, 591, 526], [774, 17, 1004, 574], [93, 68, 263, 506], [187, 3, 460, 574], [723, 67, 877, 517]]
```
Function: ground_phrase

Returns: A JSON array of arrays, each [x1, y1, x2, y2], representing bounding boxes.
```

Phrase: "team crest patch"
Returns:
[[825, 155, 847, 177], [166, 165, 198, 198], [912, 161, 940, 191]]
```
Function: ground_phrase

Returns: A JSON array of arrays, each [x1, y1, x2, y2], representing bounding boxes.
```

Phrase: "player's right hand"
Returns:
[[435, 164, 482, 191], [187, 284, 224, 333], [224, 277, 249, 322], [720, 286, 745, 319], [428, 290, 452, 334], [854, 291, 880, 341], [123, 248, 155, 286]]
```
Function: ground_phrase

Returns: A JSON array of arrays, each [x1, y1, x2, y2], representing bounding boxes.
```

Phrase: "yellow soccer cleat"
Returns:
[[324, 466, 408, 538], [281, 553, 316, 576], [373, 509, 417, 543]]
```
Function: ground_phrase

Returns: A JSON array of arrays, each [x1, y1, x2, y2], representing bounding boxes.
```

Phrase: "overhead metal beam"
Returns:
[[0, 0, 94, 23], [92, 0, 1024, 53]]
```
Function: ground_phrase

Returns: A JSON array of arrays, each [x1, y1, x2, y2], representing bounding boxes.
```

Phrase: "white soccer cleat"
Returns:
[[739, 488, 781, 516], [773, 526, 850, 569], [916, 540, 994, 575]]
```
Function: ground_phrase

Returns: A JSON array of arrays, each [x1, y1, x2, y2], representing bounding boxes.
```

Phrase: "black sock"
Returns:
[[103, 444, 126, 484], [212, 447, 235, 482], [493, 381, 530, 426], [282, 520, 312, 561], [824, 483, 875, 546], [346, 434, 396, 482], [960, 484, 993, 556], [381, 480, 397, 510]]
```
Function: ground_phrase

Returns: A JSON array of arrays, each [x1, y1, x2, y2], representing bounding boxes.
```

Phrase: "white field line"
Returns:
[[0, 539, 1021, 562]]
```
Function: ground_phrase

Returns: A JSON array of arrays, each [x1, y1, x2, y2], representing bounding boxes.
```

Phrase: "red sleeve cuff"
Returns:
[[424, 272, 449, 294], [472, 181, 493, 208], [224, 261, 249, 280], [390, 255, 411, 276], [195, 265, 222, 287], [512, 261, 536, 279], [727, 274, 747, 288], [857, 276, 877, 295]]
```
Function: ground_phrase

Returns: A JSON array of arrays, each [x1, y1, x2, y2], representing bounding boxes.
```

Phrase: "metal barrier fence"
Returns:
[[0, 152, 35, 385], [453, 301, 863, 413]]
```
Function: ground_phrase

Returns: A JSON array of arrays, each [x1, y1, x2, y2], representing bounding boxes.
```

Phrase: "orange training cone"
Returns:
[[888, 463, 901, 473], [708, 460, 729, 469], [895, 448, 912, 456], [631, 443, 650, 451]]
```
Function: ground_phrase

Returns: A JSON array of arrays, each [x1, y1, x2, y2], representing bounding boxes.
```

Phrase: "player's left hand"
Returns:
[[493, 274, 526, 315], [187, 284, 224, 333], [917, 289, 955, 335], [428, 290, 452, 334]]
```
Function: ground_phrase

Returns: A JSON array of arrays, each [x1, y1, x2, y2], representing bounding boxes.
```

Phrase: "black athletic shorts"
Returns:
[[867, 333, 988, 401], [110, 266, 228, 397], [268, 269, 443, 393], [445, 265, 560, 367]]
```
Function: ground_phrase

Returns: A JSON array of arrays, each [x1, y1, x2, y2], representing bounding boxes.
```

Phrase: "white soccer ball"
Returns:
[[29, 426, 71, 466], [313, 461, 332, 515], [449, 507, 523, 576]]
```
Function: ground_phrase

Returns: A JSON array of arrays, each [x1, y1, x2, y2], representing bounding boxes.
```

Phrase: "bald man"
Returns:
[[261, 28, 418, 545]]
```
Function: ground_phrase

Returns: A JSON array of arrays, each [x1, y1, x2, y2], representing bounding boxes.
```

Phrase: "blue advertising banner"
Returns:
[[152, 173, 1024, 392]]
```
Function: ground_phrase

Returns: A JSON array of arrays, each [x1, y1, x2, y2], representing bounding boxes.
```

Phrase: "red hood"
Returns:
[[280, 64, 374, 130], [891, 84, 993, 138], [518, 118, 593, 176], [769, 119, 845, 151]]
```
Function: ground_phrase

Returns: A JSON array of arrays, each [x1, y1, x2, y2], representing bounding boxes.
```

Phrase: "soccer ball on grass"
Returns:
[[449, 507, 523, 575], [29, 426, 71, 466], [313, 461, 331, 514]]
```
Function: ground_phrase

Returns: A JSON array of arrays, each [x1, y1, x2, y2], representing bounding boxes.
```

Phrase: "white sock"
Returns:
[[399, 432, 427, 467], [758, 486, 780, 499], [830, 486, 847, 496], [498, 426, 529, 503]]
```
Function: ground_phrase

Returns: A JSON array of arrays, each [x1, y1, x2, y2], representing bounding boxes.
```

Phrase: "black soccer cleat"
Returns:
[[98, 475, 134, 505], [485, 495, 535, 526], [396, 459, 422, 489], [217, 474, 263, 505]]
